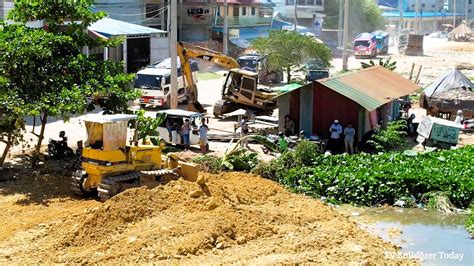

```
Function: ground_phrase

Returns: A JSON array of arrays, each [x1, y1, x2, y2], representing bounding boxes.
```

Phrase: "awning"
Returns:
[[88, 17, 166, 37], [319, 66, 420, 111]]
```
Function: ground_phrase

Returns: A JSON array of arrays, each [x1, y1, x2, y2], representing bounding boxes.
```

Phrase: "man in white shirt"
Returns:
[[328, 120, 343, 153]]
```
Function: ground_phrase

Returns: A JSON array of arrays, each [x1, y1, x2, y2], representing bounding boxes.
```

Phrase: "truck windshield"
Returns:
[[134, 74, 161, 89], [238, 59, 257, 70], [354, 40, 370, 47]]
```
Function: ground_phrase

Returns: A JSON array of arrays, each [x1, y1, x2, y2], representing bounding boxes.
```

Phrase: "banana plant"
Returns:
[[361, 57, 397, 71], [222, 135, 280, 170]]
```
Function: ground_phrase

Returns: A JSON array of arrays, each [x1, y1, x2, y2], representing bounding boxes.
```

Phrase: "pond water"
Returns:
[[336, 205, 473, 265]]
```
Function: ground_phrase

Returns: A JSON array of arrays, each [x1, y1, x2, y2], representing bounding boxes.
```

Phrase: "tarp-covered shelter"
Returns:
[[277, 66, 420, 140], [449, 22, 473, 41], [421, 69, 474, 118]]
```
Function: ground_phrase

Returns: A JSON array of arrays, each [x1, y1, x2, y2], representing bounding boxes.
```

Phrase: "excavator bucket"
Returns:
[[188, 101, 206, 114]]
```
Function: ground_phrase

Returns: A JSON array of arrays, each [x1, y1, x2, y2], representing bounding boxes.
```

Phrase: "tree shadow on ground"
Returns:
[[0, 155, 90, 206]]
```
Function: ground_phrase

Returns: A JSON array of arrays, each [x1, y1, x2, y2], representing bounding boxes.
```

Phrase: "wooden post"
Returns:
[[415, 65, 423, 84], [409, 63, 415, 80]]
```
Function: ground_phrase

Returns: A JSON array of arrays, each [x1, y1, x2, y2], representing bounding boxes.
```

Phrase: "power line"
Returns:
[[98, 6, 167, 17], [128, 7, 168, 24]]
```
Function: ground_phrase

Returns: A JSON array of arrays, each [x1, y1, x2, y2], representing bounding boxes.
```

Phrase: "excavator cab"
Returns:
[[214, 68, 278, 117], [71, 114, 198, 201]]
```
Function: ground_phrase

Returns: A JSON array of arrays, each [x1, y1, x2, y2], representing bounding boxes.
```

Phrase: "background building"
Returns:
[[0, 0, 14, 21]]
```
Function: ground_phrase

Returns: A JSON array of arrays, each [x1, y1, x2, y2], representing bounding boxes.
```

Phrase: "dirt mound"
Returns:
[[1, 172, 412, 264]]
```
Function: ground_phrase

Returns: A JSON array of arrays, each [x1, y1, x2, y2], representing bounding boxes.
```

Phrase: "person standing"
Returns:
[[284, 115, 295, 136], [199, 120, 210, 154], [329, 119, 343, 153], [181, 119, 191, 150], [343, 122, 356, 154], [454, 110, 464, 125]]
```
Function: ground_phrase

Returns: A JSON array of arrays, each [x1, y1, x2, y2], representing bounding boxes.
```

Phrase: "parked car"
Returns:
[[462, 118, 474, 131]]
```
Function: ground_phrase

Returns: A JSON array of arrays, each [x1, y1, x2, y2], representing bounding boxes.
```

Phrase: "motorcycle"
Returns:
[[47, 131, 74, 160]]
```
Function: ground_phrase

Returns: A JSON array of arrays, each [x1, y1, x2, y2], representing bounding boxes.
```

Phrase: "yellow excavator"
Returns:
[[71, 114, 198, 201], [177, 42, 278, 116]]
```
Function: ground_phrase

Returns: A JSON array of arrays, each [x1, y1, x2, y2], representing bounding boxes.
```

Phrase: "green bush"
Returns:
[[367, 120, 407, 151], [258, 145, 474, 208], [192, 155, 223, 173], [466, 205, 474, 236]]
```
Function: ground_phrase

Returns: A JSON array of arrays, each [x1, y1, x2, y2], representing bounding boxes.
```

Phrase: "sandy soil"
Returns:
[[0, 164, 414, 264]]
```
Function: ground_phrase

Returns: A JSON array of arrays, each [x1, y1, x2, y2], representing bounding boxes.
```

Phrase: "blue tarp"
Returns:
[[382, 11, 463, 18], [88, 17, 166, 37]]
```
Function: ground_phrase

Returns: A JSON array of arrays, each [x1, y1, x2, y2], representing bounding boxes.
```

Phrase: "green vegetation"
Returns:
[[132, 111, 166, 145], [367, 120, 407, 151], [0, 0, 138, 166], [250, 30, 331, 82], [361, 57, 397, 71], [192, 149, 259, 173], [254, 143, 473, 208], [324, 0, 385, 36], [466, 205, 474, 236]]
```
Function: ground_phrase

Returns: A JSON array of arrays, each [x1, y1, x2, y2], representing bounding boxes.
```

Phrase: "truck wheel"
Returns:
[[140, 104, 146, 109]]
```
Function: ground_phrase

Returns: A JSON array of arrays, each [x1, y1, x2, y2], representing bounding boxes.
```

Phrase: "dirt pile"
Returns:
[[1, 172, 414, 264]]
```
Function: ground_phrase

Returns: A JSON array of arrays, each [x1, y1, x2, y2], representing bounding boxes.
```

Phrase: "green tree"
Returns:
[[250, 30, 331, 82], [324, 0, 385, 37], [1, 0, 138, 165]]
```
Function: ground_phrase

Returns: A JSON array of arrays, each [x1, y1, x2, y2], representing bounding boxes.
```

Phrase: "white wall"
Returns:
[[150, 35, 170, 63]]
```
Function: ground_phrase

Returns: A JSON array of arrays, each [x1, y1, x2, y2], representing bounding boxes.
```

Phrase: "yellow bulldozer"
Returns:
[[71, 114, 198, 201]]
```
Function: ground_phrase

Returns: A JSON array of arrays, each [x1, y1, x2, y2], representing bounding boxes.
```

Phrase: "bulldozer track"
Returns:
[[97, 172, 142, 201], [70, 170, 87, 195], [95, 169, 181, 201]]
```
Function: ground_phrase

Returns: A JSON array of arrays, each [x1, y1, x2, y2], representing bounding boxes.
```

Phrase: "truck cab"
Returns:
[[135, 58, 198, 109], [372, 30, 389, 55], [304, 59, 329, 81], [353, 33, 377, 59]]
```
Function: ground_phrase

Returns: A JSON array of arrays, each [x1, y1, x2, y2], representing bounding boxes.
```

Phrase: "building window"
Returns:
[[287, 0, 295, 5], [298, 0, 305, 5], [233, 6, 239, 16], [470, 0, 472, 4], [242, 6, 246, 16], [316, 0, 322, 5], [251, 6, 256, 16], [307, 0, 315, 5]]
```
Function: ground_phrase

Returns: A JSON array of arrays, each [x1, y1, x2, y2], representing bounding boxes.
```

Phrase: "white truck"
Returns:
[[135, 58, 198, 109]]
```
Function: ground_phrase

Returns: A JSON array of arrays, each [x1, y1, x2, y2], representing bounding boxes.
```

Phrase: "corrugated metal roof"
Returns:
[[88, 17, 165, 37], [319, 66, 420, 111]]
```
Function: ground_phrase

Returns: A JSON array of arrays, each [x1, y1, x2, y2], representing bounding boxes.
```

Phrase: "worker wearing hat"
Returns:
[[329, 119, 343, 153]]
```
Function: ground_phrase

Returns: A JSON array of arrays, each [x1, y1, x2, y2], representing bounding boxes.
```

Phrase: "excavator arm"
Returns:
[[177, 41, 240, 113]]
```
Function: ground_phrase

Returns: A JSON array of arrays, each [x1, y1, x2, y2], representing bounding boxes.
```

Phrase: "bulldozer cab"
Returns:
[[222, 68, 259, 104], [81, 114, 137, 151]]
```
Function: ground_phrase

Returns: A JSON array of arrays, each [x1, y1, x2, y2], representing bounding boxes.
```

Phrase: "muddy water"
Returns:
[[336, 205, 473, 265]]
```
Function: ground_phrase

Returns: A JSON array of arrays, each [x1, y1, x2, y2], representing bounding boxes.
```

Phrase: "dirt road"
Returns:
[[0, 165, 413, 264]]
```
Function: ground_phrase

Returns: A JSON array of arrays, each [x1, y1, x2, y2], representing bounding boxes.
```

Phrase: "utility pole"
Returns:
[[466, 0, 469, 23], [453, 0, 457, 27], [342, 0, 349, 71], [398, 0, 403, 40], [415, 0, 420, 34], [170, 0, 178, 109], [294, 0, 298, 31], [223, 0, 228, 54], [338, 0, 343, 48]]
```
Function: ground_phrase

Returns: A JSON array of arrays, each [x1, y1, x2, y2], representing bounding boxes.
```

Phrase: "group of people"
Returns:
[[166, 119, 209, 154], [328, 119, 356, 154]]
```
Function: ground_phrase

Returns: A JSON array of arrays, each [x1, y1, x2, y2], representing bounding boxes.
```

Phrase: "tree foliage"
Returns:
[[0, 0, 138, 166], [250, 30, 331, 82], [324, 0, 386, 37]]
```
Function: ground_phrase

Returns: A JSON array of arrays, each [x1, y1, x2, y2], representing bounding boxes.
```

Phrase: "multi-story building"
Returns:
[[93, 0, 168, 30], [277, 0, 324, 28], [455, 0, 474, 20]]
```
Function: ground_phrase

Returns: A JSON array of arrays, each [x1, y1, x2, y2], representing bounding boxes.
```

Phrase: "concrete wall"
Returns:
[[150, 35, 170, 63], [95, 0, 146, 25]]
